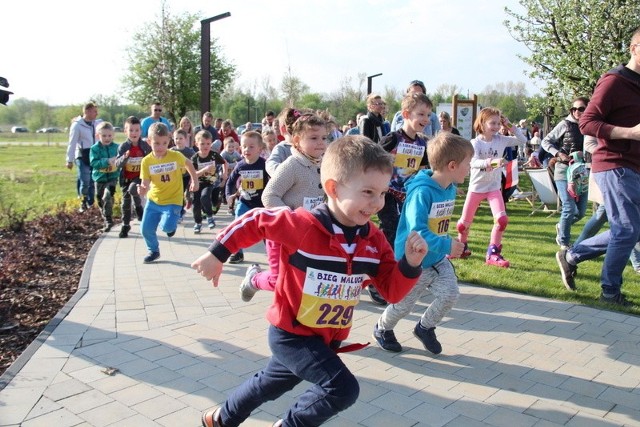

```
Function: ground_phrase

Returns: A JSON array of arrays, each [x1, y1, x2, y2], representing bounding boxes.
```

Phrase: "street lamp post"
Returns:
[[201, 12, 231, 117], [367, 73, 383, 95]]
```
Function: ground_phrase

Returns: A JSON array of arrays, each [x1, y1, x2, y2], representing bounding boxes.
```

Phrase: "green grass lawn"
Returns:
[[0, 141, 637, 315]]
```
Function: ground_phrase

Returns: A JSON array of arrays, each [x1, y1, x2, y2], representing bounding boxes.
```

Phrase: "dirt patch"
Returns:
[[0, 208, 102, 376]]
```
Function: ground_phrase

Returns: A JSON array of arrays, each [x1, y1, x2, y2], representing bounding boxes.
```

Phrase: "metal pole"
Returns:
[[367, 73, 383, 95], [200, 12, 231, 117]]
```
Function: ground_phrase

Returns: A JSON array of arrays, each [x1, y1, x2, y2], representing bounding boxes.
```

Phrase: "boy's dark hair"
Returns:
[[427, 132, 474, 171], [124, 116, 140, 127], [321, 135, 393, 184], [149, 122, 169, 139], [401, 93, 433, 112], [83, 101, 97, 112], [174, 129, 188, 139]]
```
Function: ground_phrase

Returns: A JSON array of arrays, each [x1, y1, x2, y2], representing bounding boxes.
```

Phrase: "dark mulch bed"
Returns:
[[0, 209, 102, 377]]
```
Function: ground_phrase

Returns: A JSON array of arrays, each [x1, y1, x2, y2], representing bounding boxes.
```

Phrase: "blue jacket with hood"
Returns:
[[394, 169, 456, 268]]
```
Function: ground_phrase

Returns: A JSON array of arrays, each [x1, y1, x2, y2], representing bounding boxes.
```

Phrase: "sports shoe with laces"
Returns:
[[240, 264, 261, 302], [372, 323, 402, 352], [119, 224, 131, 238], [485, 244, 510, 268], [103, 221, 114, 232], [555, 248, 577, 291], [143, 251, 160, 263], [413, 323, 442, 354], [166, 230, 176, 237], [599, 292, 631, 306], [229, 252, 244, 264], [368, 285, 387, 305], [201, 407, 222, 427], [194, 223, 202, 234], [207, 216, 216, 229]]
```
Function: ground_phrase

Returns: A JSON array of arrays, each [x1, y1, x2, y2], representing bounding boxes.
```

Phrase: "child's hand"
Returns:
[[404, 231, 428, 268], [191, 251, 223, 287], [108, 157, 117, 167], [138, 183, 148, 198], [124, 150, 130, 159], [228, 194, 237, 211], [190, 180, 200, 192], [449, 239, 465, 258]]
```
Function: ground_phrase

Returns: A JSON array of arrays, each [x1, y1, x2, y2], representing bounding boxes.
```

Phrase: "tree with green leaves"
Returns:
[[504, 0, 640, 105], [122, 3, 235, 124]]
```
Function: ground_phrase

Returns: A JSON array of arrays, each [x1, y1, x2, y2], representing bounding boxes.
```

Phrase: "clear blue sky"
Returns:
[[2, 0, 539, 105]]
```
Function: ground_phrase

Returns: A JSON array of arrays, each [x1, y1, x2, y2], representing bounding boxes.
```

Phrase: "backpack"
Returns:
[[566, 152, 588, 195]]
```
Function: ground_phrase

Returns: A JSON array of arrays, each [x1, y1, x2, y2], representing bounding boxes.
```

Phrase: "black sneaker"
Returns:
[[103, 221, 114, 232], [372, 323, 402, 352], [413, 323, 442, 354], [143, 251, 160, 263], [229, 252, 244, 264], [166, 230, 176, 238], [555, 249, 577, 291], [599, 292, 631, 306], [368, 285, 387, 305], [79, 200, 88, 213], [119, 224, 131, 238]]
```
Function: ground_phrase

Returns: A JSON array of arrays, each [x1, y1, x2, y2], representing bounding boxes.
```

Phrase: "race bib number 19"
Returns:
[[297, 268, 366, 329]]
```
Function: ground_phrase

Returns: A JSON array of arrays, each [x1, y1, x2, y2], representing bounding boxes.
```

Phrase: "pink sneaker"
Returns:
[[486, 244, 510, 268]]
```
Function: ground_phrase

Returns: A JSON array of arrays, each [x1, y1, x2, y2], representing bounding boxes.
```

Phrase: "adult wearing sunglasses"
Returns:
[[541, 96, 590, 249], [141, 103, 173, 140]]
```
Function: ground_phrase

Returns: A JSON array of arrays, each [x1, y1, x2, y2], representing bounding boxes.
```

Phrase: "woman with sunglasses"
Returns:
[[541, 96, 590, 249]]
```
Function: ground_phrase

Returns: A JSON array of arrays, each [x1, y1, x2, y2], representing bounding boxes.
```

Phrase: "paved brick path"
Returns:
[[1, 210, 639, 426]]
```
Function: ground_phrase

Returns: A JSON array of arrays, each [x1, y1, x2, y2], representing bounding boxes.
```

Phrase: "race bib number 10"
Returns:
[[297, 268, 366, 329]]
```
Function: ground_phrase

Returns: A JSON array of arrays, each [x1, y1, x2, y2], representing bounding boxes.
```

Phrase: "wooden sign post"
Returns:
[[452, 94, 478, 140]]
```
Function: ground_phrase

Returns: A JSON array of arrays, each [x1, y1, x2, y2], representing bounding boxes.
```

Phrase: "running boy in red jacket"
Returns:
[[192, 135, 428, 427]]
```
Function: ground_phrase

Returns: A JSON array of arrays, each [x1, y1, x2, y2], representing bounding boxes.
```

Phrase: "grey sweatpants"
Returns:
[[378, 258, 459, 331]]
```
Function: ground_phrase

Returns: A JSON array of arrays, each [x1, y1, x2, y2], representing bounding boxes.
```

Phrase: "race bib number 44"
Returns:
[[297, 268, 366, 329]]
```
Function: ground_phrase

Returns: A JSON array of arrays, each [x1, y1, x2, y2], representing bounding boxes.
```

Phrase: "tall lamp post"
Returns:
[[201, 12, 231, 117], [367, 73, 383, 95]]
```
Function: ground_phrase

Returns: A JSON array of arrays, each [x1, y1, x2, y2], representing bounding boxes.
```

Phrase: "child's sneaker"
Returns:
[[135, 206, 144, 221], [367, 285, 387, 305], [413, 323, 442, 354], [103, 220, 114, 232], [485, 244, 510, 268], [166, 230, 176, 238], [207, 216, 216, 229], [119, 224, 131, 238], [201, 407, 222, 427], [239, 264, 261, 302], [229, 252, 244, 264], [143, 251, 160, 263], [460, 242, 472, 258], [372, 323, 402, 352], [194, 223, 202, 234]]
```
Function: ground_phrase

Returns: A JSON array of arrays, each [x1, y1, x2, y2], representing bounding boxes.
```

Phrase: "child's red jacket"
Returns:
[[209, 204, 422, 349]]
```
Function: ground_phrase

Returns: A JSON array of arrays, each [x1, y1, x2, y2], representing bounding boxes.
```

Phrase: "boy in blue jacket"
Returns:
[[90, 121, 120, 232], [373, 132, 474, 354]]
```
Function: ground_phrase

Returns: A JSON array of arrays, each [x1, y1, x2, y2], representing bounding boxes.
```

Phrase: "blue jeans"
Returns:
[[75, 158, 94, 205], [574, 203, 607, 245], [232, 201, 252, 256], [568, 168, 640, 294], [555, 179, 588, 246], [220, 326, 359, 427], [140, 200, 181, 253]]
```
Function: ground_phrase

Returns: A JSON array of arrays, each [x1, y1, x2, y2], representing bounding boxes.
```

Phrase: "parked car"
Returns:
[[236, 122, 263, 135], [36, 127, 61, 133], [11, 126, 28, 133], [113, 127, 123, 132]]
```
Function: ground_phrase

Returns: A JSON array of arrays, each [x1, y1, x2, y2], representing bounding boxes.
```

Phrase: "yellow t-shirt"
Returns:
[[140, 150, 187, 205]]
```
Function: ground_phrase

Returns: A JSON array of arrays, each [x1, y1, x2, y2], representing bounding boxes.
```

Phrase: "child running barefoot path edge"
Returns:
[[192, 136, 428, 427], [456, 107, 527, 268], [138, 123, 199, 263]]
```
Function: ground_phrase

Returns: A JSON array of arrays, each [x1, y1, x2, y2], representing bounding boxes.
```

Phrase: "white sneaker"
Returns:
[[239, 264, 261, 302]]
